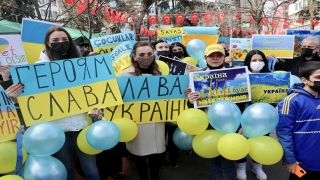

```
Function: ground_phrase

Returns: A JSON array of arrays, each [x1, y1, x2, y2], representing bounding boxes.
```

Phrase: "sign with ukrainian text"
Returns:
[[110, 41, 136, 76], [189, 67, 251, 108], [249, 72, 290, 103], [104, 75, 189, 124], [285, 29, 320, 57], [252, 35, 294, 58], [0, 85, 21, 142], [10, 54, 123, 126], [90, 31, 135, 54], [157, 28, 183, 44], [230, 38, 252, 60], [0, 35, 28, 66]]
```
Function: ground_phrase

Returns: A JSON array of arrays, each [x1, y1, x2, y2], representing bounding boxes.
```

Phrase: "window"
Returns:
[[299, 2, 302, 8], [303, 0, 307, 7], [52, 0, 57, 6], [52, 11, 58, 19], [39, 0, 45, 4], [295, 3, 298, 10]]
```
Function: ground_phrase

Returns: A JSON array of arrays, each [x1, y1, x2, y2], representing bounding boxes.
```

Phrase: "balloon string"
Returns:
[[15, 125, 25, 176]]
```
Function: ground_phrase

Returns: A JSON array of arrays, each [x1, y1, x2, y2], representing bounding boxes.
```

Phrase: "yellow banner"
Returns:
[[157, 28, 184, 37], [182, 34, 219, 47], [104, 98, 188, 124], [18, 79, 123, 126], [93, 45, 117, 55], [22, 42, 45, 64], [113, 53, 132, 76], [0, 109, 21, 142]]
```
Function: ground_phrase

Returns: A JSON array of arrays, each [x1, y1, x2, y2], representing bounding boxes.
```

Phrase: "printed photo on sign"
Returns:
[[0, 35, 28, 66], [230, 38, 252, 60], [249, 72, 290, 103], [159, 56, 187, 75], [189, 67, 251, 108]]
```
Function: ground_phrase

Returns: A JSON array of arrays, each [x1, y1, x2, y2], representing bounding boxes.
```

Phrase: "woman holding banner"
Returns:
[[236, 50, 271, 180], [186, 44, 237, 180], [119, 41, 165, 180], [5, 26, 101, 180]]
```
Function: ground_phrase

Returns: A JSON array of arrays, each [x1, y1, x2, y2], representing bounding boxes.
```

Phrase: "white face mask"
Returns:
[[250, 62, 265, 72]]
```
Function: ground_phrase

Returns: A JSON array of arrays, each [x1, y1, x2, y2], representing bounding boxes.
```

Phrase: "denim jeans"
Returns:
[[209, 155, 236, 180], [53, 131, 100, 180]]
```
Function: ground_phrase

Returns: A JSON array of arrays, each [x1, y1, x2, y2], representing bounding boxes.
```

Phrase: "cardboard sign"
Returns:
[[157, 28, 183, 44], [159, 56, 187, 75], [0, 35, 28, 65], [110, 41, 136, 76], [10, 54, 123, 126], [189, 67, 251, 108], [230, 38, 252, 60]]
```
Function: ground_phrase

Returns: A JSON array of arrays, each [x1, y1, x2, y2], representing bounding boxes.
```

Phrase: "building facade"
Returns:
[[37, 0, 63, 21]]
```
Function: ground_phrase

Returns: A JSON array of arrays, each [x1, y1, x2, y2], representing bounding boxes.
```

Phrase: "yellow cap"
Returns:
[[205, 44, 225, 56]]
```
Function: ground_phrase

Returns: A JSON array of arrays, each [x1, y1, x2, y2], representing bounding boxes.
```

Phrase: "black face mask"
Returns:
[[157, 51, 171, 57], [309, 80, 320, 92], [51, 41, 70, 55], [301, 48, 316, 57], [172, 51, 184, 59]]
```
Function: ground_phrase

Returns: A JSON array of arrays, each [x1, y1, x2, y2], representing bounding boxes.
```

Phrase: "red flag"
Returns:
[[221, 28, 228, 35], [272, 29, 276, 34], [260, 17, 268, 26], [64, 0, 76, 5], [148, 30, 155, 37], [249, 14, 255, 24], [110, 9, 118, 22], [242, 29, 247, 36], [311, 20, 319, 26], [190, 14, 199, 24], [264, 30, 270, 34], [144, 28, 149, 36], [204, 13, 213, 23], [235, 28, 240, 35], [148, 15, 157, 24], [162, 14, 171, 25], [271, 18, 280, 28], [140, 26, 145, 35], [249, 29, 255, 36], [176, 14, 185, 24], [296, 19, 304, 24], [119, 13, 129, 24], [283, 19, 292, 28], [235, 12, 242, 19], [91, 3, 102, 15], [218, 12, 226, 23], [129, 15, 135, 25], [77, 0, 94, 14], [104, 7, 111, 20]]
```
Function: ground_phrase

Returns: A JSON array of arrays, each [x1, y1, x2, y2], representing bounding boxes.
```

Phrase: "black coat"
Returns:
[[274, 55, 320, 77]]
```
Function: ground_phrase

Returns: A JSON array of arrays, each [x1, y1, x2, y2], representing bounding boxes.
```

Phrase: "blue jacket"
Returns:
[[276, 83, 320, 171]]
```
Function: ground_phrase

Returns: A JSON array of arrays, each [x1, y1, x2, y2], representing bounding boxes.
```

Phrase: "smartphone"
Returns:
[[294, 164, 307, 178]]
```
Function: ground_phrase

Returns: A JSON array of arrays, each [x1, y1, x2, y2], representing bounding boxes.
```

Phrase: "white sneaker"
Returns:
[[251, 162, 267, 180], [236, 162, 247, 180]]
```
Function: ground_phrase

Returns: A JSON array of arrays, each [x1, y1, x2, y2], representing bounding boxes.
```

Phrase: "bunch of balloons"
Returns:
[[185, 39, 207, 68], [77, 118, 138, 154], [22, 122, 67, 180]]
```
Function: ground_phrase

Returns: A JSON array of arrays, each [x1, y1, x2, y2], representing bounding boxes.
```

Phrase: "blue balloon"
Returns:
[[172, 128, 195, 150], [86, 120, 120, 150], [290, 74, 302, 87], [186, 39, 206, 61], [241, 103, 279, 138], [198, 60, 207, 69], [207, 100, 241, 134], [23, 155, 67, 180], [23, 122, 65, 156]]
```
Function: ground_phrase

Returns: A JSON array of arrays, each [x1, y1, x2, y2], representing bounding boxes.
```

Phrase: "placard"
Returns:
[[230, 38, 252, 60], [0, 35, 28, 66]]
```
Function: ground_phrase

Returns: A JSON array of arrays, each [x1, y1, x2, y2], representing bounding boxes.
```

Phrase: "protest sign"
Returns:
[[182, 27, 220, 46], [0, 85, 21, 142], [249, 72, 290, 103], [110, 41, 136, 76], [285, 29, 320, 56], [230, 38, 252, 60], [189, 67, 251, 108], [21, 19, 58, 64], [0, 35, 28, 66], [157, 27, 183, 44], [10, 54, 123, 126], [104, 75, 189, 124], [252, 35, 294, 58], [159, 56, 187, 75], [90, 31, 135, 54]]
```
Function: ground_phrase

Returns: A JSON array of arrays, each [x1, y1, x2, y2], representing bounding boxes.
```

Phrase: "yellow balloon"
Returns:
[[0, 141, 28, 174], [248, 136, 283, 165], [156, 60, 170, 75], [77, 127, 102, 155], [182, 57, 198, 66], [0, 175, 24, 180], [177, 109, 209, 135], [192, 130, 223, 158], [112, 118, 138, 142], [217, 133, 250, 160]]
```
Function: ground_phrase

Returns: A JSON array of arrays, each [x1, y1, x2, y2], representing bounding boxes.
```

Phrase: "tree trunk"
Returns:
[[33, 0, 42, 20]]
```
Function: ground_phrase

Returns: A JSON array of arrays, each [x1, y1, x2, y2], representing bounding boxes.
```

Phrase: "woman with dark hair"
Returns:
[[170, 42, 189, 59], [119, 41, 165, 180], [237, 50, 270, 180], [154, 39, 172, 58]]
